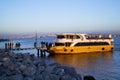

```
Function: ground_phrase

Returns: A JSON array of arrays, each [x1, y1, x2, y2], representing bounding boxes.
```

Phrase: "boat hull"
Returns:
[[49, 45, 114, 54]]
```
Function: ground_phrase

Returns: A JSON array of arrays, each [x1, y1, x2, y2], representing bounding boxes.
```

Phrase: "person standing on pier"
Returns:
[[5, 43, 7, 49]]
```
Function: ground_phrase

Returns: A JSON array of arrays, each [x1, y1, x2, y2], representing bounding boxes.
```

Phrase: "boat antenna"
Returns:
[[35, 32, 38, 43]]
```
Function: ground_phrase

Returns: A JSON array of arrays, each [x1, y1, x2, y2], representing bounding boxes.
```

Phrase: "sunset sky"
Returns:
[[0, 0, 120, 35]]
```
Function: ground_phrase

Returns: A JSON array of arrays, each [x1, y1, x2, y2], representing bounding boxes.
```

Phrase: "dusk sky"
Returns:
[[0, 0, 120, 35]]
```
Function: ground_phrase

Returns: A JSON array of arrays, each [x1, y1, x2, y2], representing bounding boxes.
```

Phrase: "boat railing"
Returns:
[[85, 34, 113, 40], [56, 38, 83, 42], [86, 37, 112, 39]]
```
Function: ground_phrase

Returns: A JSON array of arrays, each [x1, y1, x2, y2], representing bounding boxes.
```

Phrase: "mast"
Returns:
[[35, 32, 38, 43]]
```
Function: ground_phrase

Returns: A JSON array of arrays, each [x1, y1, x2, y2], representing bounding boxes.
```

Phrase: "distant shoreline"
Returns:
[[0, 39, 9, 42]]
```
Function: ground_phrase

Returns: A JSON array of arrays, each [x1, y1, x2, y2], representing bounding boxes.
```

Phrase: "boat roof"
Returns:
[[56, 33, 86, 36], [56, 33, 112, 36]]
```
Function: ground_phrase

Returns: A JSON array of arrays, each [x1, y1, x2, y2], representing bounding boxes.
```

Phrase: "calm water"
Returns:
[[0, 37, 120, 80]]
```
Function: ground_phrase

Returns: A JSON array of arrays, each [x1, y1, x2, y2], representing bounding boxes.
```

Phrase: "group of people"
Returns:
[[34, 41, 53, 50], [34, 41, 53, 57], [5, 42, 21, 49]]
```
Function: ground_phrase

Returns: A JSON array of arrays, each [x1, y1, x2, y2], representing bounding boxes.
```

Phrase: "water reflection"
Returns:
[[50, 52, 113, 69], [50, 52, 115, 79]]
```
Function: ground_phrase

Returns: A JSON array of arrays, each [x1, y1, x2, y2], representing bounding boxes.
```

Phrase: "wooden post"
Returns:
[[40, 49, 43, 57], [5, 43, 7, 49], [43, 50, 46, 57], [37, 49, 39, 58]]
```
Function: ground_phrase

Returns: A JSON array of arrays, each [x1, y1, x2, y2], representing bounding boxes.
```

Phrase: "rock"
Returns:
[[74, 74, 82, 80], [0, 50, 85, 80], [49, 62, 60, 67], [35, 74, 45, 80], [36, 71, 59, 80], [19, 64, 27, 72], [45, 59, 56, 66], [37, 65, 45, 73], [40, 72, 51, 80], [23, 65, 36, 77], [84, 75, 96, 80], [29, 54, 36, 60], [45, 63, 59, 74], [61, 74, 82, 80], [3, 61, 17, 71], [62, 66, 77, 76], [49, 74, 60, 80], [3, 61, 10, 67], [17, 58, 23, 62], [24, 77, 34, 80], [23, 58, 32, 64], [0, 76, 13, 80], [52, 66, 65, 76], [23, 53, 31, 60], [9, 53, 17, 58], [0, 66, 11, 76], [0, 62, 3, 66], [60, 74, 72, 80], [37, 59, 46, 66], [17, 53, 23, 59], [3, 57, 10, 62], [52, 65, 78, 76], [10, 74, 23, 80], [42, 74, 51, 80]]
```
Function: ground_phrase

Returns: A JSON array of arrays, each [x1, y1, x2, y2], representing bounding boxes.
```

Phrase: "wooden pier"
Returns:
[[4, 41, 52, 58], [36, 47, 49, 57], [12, 48, 35, 50], [11, 47, 49, 58]]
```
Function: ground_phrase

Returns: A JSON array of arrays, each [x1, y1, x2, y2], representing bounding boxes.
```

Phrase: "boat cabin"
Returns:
[[57, 34, 82, 39], [49, 33, 114, 54], [54, 34, 113, 47]]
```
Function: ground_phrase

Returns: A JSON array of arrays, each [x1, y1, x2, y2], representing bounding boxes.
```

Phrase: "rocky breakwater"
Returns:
[[0, 49, 95, 80]]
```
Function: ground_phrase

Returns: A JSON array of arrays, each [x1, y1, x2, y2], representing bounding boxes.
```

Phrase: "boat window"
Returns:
[[57, 35, 65, 39], [65, 42, 72, 47], [111, 41, 113, 44], [73, 35, 80, 39], [85, 35, 99, 39], [85, 34, 113, 39], [66, 35, 73, 39], [70, 35, 73, 39], [75, 42, 109, 46], [55, 43, 64, 46], [76, 35, 80, 39]]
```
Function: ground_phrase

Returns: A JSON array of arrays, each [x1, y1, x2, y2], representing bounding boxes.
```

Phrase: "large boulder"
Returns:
[[0, 50, 88, 80], [10, 74, 23, 80], [23, 65, 36, 77], [84, 75, 95, 80]]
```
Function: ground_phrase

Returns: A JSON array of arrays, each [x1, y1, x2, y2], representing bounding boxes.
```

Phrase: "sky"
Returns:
[[0, 0, 120, 35]]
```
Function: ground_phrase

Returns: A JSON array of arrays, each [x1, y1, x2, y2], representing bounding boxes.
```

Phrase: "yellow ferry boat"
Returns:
[[49, 33, 114, 54]]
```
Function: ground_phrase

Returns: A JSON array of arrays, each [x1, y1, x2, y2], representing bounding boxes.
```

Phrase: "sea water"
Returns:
[[0, 37, 120, 80]]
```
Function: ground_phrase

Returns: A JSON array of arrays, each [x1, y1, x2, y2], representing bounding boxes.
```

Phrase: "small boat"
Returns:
[[49, 33, 114, 54]]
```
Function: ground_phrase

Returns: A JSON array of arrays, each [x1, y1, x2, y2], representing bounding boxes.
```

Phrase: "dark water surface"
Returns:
[[50, 52, 120, 80], [0, 37, 120, 80]]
